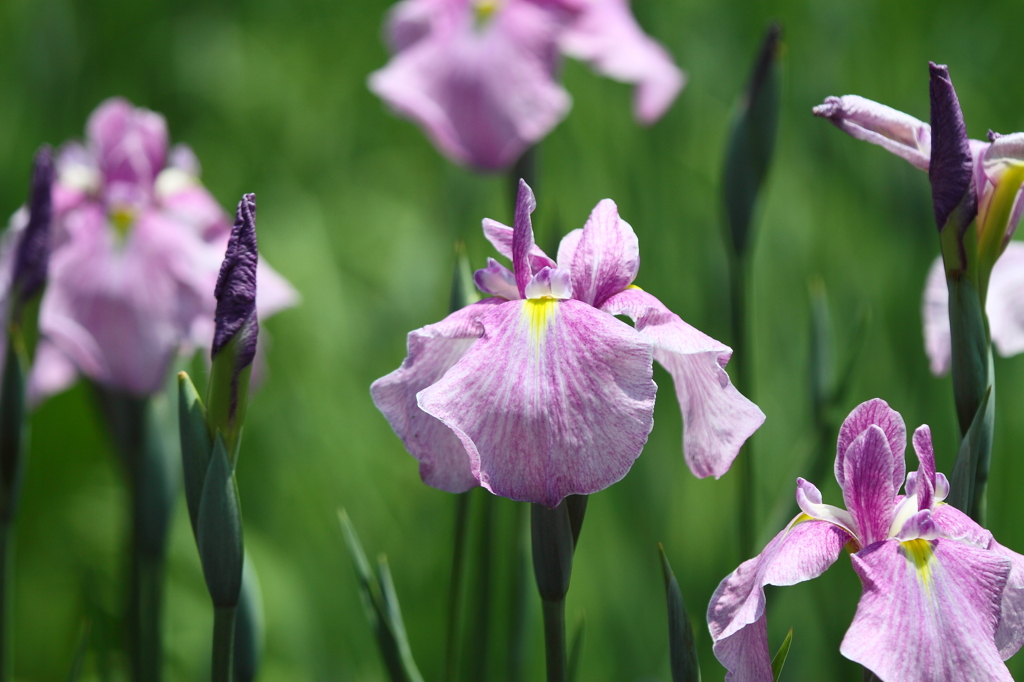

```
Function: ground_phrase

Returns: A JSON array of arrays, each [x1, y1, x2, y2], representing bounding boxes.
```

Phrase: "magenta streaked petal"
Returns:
[[795, 478, 857, 537], [524, 266, 572, 299], [895, 509, 940, 542], [843, 538, 1012, 680], [988, 539, 1024, 659], [511, 179, 538, 297], [841, 425, 896, 547], [86, 97, 168, 190], [475, 257, 520, 299], [418, 298, 656, 507], [370, 299, 503, 493], [368, 3, 572, 170], [601, 287, 763, 477], [555, 226, 582, 269], [382, 0, 455, 52], [481, 218, 556, 272], [812, 94, 932, 171], [911, 425, 936, 510], [561, 199, 639, 307], [559, 0, 685, 123], [708, 515, 850, 680], [836, 398, 906, 494], [932, 503, 993, 548]]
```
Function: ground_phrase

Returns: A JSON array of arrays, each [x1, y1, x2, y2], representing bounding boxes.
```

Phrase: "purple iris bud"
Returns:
[[708, 399, 1024, 680], [928, 62, 976, 233], [212, 194, 259, 369], [371, 180, 764, 507], [11, 146, 55, 309], [368, 0, 686, 171]]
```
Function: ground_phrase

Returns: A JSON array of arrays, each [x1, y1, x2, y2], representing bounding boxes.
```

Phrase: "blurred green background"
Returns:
[[3, 0, 1024, 679]]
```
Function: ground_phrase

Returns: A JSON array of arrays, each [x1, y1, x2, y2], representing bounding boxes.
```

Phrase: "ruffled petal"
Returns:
[[600, 287, 763, 478], [370, 299, 503, 493], [560, 199, 639, 307], [843, 538, 1012, 681], [836, 398, 907, 494], [86, 97, 168, 191], [558, 0, 685, 123], [812, 94, 931, 171], [841, 425, 896, 547], [708, 516, 850, 681], [368, 2, 571, 170], [418, 297, 655, 507], [988, 539, 1024, 660]]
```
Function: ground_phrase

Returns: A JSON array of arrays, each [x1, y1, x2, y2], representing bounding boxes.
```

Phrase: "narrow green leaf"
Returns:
[[234, 554, 265, 682], [946, 273, 988, 438], [771, 628, 793, 681], [659, 545, 700, 682], [948, 385, 993, 517], [196, 435, 244, 608], [178, 371, 211, 535], [449, 242, 480, 313], [339, 509, 382, 631], [377, 555, 425, 682], [722, 23, 783, 257], [565, 494, 588, 551]]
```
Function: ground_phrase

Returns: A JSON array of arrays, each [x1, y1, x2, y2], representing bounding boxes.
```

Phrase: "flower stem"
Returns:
[[729, 250, 755, 558], [506, 503, 531, 682], [540, 598, 567, 682], [442, 492, 470, 682], [0, 522, 12, 682], [211, 605, 236, 682]]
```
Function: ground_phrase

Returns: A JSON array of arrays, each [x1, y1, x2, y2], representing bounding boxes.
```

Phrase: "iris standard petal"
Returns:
[[836, 398, 907, 494], [911, 425, 936, 511], [812, 95, 932, 171], [561, 198, 639, 307], [482, 218, 557, 273], [600, 287, 763, 478], [371, 299, 503, 493], [558, 0, 685, 124], [367, 2, 572, 170], [708, 515, 850, 680], [512, 179, 539, 296], [841, 425, 896, 547], [417, 297, 655, 507], [86, 97, 168, 190], [843, 538, 1012, 681]]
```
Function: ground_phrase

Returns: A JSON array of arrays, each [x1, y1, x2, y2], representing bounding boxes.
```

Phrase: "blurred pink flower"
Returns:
[[27, 97, 298, 400], [369, 0, 685, 170]]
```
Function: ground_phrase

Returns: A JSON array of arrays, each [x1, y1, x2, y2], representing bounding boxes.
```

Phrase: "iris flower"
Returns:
[[813, 66, 1024, 376], [372, 180, 762, 507], [23, 97, 298, 400], [708, 398, 1024, 681], [368, 0, 685, 170]]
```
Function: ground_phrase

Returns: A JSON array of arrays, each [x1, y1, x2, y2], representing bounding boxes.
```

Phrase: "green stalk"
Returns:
[[540, 599, 566, 682], [506, 504, 531, 682], [211, 605, 237, 682], [729, 252, 755, 558], [442, 493, 470, 682]]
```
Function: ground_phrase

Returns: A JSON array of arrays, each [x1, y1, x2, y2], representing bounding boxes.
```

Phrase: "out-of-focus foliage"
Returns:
[[2, 0, 1024, 679]]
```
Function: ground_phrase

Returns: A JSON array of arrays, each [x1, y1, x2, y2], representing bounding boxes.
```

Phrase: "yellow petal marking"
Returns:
[[900, 538, 934, 592], [522, 298, 558, 353]]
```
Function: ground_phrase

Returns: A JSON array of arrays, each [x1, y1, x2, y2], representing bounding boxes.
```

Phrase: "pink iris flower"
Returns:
[[813, 84, 1024, 376], [708, 399, 1024, 681], [368, 0, 686, 170], [24, 97, 298, 400], [372, 180, 763, 507]]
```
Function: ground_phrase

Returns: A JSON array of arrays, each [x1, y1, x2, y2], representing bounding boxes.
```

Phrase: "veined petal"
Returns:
[[370, 299, 503, 493], [843, 538, 1012, 681], [511, 179, 538, 297], [911, 425, 936, 511], [895, 510, 940, 542], [708, 515, 850, 681], [475, 257, 520, 299], [836, 398, 906, 494], [921, 255, 951, 376], [481, 218, 557, 272], [558, 0, 685, 123], [560, 198, 639, 307], [988, 539, 1024, 660], [524, 266, 572, 299], [86, 97, 168, 190], [931, 503, 993, 549], [600, 287, 764, 478], [812, 95, 931, 171], [367, 2, 572, 171], [795, 478, 857, 537], [418, 297, 656, 507], [841, 425, 896, 547]]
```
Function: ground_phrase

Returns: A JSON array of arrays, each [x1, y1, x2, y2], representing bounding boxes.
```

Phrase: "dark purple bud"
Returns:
[[928, 63, 976, 232], [212, 193, 258, 367], [12, 146, 54, 307]]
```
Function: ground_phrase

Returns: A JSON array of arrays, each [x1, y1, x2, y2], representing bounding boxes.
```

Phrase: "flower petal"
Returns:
[[600, 287, 763, 478], [836, 398, 906, 494], [984, 241, 1024, 358], [841, 425, 897, 547], [988, 539, 1024, 660], [481, 218, 556, 273], [370, 299, 503, 493], [795, 478, 857, 537], [418, 297, 656, 507], [911, 425, 936, 510], [86, 97, 168, 191], [843, 538, 1012, 681], [475, 257, 520, 299], [708, 515, 850, 681], [26, 339, 79, 407], [511, 179, 539, 297], [921, 255, 951, 376], [561, 199, 639, 307], [368, 3, 572, 170], [559, 0, 685, 123], [812, 95, 931, 171]]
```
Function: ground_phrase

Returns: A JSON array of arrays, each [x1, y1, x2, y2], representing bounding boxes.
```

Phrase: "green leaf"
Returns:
[[338, 510, 424, 682], [66, 620, 90, 682], [771, 628, 793, 681], [567, 614, 585, 682], [234, 553, 265, 682], [946, 273, 989, 438], [178, 371, 211, 536], [196, 435, 244, 608], [721, 23, 782, 257], [449, 241, 480, 313], [948, 384, 993, 519], [659, 545, 700, 682], [565, 494, 588, 551]]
